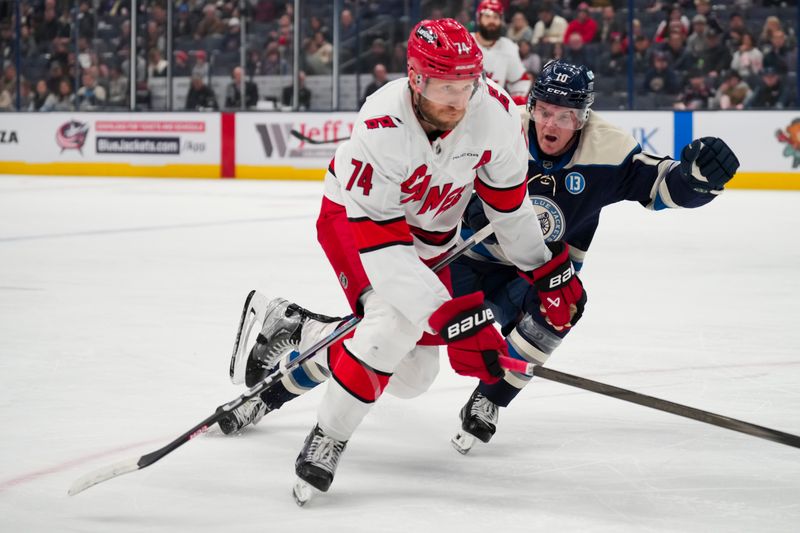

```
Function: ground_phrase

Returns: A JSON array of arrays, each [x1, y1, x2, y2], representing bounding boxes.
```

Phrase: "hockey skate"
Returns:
[[292, 424, 348, 506], [451, 388, 499, 455], [230, 291, 341, 387]]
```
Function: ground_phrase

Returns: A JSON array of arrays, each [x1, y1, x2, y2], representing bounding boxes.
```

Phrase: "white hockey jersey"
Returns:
[[474, 36, 531, 104], [323, 77, 550, 333]]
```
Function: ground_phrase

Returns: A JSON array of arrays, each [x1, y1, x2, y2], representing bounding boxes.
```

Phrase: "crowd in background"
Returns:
[[0, 0, 796, 111]]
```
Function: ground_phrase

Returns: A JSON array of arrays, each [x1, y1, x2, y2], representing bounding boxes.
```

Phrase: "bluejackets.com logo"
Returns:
[[530, 196, 565, 242], [56, 120, 89, 154]]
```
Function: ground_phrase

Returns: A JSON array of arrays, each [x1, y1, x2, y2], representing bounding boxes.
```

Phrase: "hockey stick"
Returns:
[[68, 224, 497, 496], [289, 129, 350, 145], [531, 365, 800, 450]]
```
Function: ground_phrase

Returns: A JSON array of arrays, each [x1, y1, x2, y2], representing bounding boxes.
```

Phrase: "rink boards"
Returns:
[[1, 110, 799, 189]]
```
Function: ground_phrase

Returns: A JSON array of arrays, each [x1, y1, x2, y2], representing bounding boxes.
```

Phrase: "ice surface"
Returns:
[[1, 176, 798, 532]]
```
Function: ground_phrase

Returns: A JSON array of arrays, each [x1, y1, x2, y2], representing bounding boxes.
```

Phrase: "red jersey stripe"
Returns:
[[474, 178, 527, 213]]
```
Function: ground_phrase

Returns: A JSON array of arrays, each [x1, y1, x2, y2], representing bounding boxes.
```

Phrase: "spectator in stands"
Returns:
[[310, 31, 333, 72], [725, 13, 747, 53], [185, 74, 218, 110], [654, 4, 689, 43], [710, 70, 751, 110], [340, 9, 357, 44], [518, 40, 542, 77], [507, 12, 534, 45], [598, 33, 626, 76], [507, 0, 538, 31], [76, 69, 107, 110], [224, 66, 259, 109], [191, 50, 209, 80], [35, 4, 69, 48], [76, 0, 95, 39], [361, 63, 388, 106], [173, 50, 191, 77], [281, 70, 311, 110], [389, 42, 407, 73], [686, 15, 708, 58], [106, 63, 128, 107], [261, 42, 288, 75], [763, 30, 792, 75], [596, 5, 624, 45], [693, 0, 722, 34], [0, 78, 12, 110], [662, 30, 694, 72], [174, 4, 194, 39], [223, 17, 242, 53], [145, 20, 165, 54], [758, 16, 785, 49], [148, 48, 168, 78], [746, 66, 794, 109], [564, 3, 597, 45], [364, 38, 391, 72], [195, 4, 227, 40], [52, 77, 76, 111], [643, 51, 681, 95], [532, 3, 568, 46], [674, 69, 712, 109], [562, 32, 594, 71], [731, 33, 763, 79], [633, 34, 653, 71], [29, 79, 54, 111], [693, 29, 728, 80]]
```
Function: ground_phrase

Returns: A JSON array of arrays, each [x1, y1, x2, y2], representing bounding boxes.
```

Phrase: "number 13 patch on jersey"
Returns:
[[565, 172, 586, 194]]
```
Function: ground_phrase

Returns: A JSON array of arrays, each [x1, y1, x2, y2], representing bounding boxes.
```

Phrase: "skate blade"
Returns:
[[292, 478, 317, 507], [451, 431, 476, 455]]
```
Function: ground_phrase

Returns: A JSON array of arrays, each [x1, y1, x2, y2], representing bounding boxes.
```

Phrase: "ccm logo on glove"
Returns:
[[445, 308, 495, 340]]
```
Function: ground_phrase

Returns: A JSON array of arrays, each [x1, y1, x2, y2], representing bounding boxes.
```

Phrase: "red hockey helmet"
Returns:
[[407, 19, 484, 82], [476, 0, 504, 18]]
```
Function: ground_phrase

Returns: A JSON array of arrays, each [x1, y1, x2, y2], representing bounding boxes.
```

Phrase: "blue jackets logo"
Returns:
[[530, 196, 565, 242]]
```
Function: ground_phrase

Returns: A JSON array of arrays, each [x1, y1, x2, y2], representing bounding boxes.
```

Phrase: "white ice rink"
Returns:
[[1, 175, 799, 532]]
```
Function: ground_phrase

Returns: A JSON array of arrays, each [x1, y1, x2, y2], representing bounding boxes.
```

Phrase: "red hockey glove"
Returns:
[[429, 292, 507, 384], [519, 242, 586, 331]]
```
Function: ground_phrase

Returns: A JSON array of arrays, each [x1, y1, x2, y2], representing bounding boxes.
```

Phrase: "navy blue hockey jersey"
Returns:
[[466, 108, 717, 271]]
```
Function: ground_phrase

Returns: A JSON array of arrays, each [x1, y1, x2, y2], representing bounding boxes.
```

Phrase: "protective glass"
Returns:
[[531, 102, 586, 130], [419, 76, 482, 109]]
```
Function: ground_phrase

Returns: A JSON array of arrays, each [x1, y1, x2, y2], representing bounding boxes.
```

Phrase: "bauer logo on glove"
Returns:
[[518, 241, 586, 331]]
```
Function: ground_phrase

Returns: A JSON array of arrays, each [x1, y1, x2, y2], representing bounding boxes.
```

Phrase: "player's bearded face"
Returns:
[[415, 76, 477, 130], [532, 101, 582, 156], [478, 12, 503, 41]]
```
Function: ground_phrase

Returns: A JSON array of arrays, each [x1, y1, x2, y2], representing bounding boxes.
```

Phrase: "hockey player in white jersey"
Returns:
[[473, 0, 532, 105], [219, 19, 586, 504]]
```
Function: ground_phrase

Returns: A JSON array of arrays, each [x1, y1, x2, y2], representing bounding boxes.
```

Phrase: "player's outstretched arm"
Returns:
[[680, 137, 740, 195]]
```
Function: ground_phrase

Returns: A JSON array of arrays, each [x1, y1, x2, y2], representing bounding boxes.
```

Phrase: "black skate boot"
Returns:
[[217, 396, 269, 435], [451, 388, 499, 455], [292, 424, 348, 506]]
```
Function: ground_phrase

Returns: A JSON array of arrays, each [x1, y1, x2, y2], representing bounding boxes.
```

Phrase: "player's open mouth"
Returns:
[[545, 134, 558, 143]]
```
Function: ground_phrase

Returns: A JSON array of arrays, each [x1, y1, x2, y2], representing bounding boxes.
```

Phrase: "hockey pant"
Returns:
[[449, 254, 570, 407]]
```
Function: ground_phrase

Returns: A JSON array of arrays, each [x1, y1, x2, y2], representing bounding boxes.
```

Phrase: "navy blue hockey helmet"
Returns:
[[528, 60, 595, 127]]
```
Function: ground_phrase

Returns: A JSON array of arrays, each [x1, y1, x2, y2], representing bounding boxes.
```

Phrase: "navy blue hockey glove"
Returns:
[[463, 194, 498, 245], [680, 137, 739, 195]]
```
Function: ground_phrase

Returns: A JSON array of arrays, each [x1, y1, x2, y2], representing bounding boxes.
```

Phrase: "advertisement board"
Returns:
[[234, 112, 357, 179], [0, 113, 220, 177], [602, 112, 674, 157]]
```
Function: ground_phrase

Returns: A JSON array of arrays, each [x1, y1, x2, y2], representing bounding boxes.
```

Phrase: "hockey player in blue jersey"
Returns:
[[448, 59, 740, 453]]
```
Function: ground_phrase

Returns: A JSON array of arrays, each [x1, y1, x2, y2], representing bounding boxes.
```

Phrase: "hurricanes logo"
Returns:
[[775, 119, 800, 168], [56, 120, 89, 154]]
